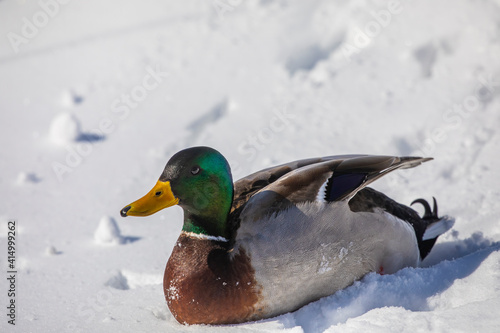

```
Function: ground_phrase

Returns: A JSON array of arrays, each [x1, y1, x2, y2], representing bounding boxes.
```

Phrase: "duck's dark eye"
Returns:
[[155, 191, 162, 196], [191, 166, 200, 175]]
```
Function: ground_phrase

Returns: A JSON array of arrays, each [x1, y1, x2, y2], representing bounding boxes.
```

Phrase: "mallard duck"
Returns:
[[120, 146, 453, 325]]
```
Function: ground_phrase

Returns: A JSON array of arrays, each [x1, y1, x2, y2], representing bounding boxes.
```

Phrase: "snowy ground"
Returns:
[[1, 0, 500, 332]]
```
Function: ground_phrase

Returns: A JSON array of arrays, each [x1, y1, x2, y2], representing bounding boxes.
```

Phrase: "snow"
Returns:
[[1, 0, 500, 332], [94, 216, 124, 245], [49, 112, 82, 146], [16, 171, 41, 185], [45, 245, 60, 256]]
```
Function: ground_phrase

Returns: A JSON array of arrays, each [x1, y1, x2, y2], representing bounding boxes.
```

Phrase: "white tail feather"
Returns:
[[422, 215, 455, 241]]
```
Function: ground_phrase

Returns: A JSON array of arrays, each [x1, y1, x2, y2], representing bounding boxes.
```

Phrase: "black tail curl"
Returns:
[[411, 197, 439, 221], [410, 197, 442, 259]]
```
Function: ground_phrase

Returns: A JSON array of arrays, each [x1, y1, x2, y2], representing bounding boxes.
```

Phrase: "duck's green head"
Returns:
[[120, 147, 234, 239]]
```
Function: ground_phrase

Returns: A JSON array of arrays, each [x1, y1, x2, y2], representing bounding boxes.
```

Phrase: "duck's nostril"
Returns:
[[120, 206, 131, 217]]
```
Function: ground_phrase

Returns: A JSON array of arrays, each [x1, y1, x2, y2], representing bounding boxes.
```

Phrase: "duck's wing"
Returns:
[[231, 154, 366, 212], [266, 155, 432, 203], [233, 155, 432, 221]]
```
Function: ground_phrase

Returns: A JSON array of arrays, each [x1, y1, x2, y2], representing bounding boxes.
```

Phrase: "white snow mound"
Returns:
[[94, 216, 124, 245], [16, 171, 40, 185], [49, 112, 82, 146]]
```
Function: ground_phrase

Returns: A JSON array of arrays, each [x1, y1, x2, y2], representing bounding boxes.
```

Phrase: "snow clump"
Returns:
[[94, 216, 124, 245], [49, 112, 82, 146]]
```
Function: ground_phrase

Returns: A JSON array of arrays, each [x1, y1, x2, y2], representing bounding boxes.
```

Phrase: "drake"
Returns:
[[120, 146, 454, 325]]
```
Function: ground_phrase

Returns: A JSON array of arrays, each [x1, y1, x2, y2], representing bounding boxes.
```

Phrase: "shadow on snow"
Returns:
[[278, 233, 500, 333]]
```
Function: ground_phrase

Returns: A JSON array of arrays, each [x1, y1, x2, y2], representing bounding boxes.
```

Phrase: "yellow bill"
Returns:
[[121, 181, 179, 217]]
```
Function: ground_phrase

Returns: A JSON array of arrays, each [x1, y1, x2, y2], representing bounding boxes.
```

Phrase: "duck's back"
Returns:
[[229, 154, 451, 319]]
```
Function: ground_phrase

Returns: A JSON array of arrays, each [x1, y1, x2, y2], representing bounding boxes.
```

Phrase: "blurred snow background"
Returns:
[[0, 0, 499, 332]]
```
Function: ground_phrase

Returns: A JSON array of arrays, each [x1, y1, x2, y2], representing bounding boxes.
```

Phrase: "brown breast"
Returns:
[[164, 234, 263, 325]]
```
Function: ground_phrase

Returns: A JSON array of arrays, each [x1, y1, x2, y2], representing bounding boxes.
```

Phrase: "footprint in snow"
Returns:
[[105, 270, 162, 290]]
